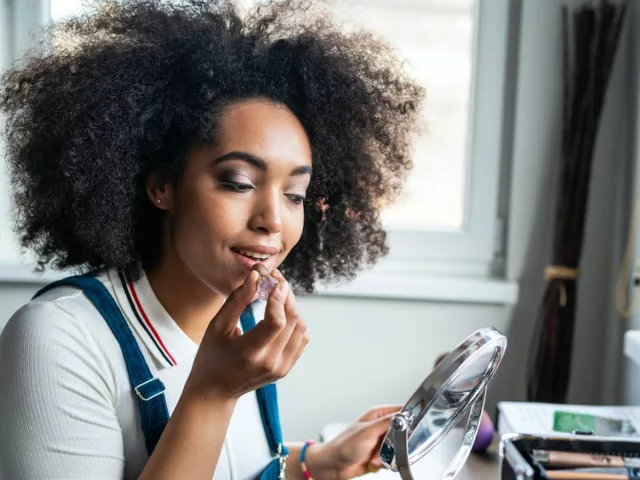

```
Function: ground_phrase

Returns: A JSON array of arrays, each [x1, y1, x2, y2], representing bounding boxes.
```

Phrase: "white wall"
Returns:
[[281, 297, 509, 439]]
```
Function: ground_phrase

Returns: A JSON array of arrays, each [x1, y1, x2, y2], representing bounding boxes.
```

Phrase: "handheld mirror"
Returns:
[[379, 327, 507, 480]]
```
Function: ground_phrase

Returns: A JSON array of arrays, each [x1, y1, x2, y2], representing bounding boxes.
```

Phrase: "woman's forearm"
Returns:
[[285, 442, 338, 480], [138, 387, 237, 480]]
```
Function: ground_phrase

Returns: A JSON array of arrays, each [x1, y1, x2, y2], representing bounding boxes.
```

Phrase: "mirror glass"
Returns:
[[379, 327, 507, 480]]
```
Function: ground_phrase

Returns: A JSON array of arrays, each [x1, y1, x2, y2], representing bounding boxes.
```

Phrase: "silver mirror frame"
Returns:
[[379, 327, 507, 479]]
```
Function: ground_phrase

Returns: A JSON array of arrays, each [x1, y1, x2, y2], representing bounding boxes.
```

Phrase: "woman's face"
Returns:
[[152, 99, 312, 296]]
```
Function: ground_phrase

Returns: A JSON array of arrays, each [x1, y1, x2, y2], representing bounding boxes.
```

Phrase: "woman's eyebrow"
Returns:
[[290, 165, 312, 176], [214, 151, 312, 176], [213, 151, 267, 170]]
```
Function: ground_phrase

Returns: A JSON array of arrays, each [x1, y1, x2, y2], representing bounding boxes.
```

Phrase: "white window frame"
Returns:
[[364, 0, 511, 276], [0, 0, 52, 283], [0, 3, 12, 73], [314, 0, 518, 303]]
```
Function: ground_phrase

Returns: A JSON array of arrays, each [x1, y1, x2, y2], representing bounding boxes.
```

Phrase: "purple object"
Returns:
[[257, 274, 278, 300], [472, 413, 494, 452]]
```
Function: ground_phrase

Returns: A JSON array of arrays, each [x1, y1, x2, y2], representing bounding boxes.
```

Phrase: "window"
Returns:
[[333, 0, 474, 231], [2, 0, 512, 292], [321, 0, 510, 281], [0, 0, 59, 279], [0, 1, 18, 274]]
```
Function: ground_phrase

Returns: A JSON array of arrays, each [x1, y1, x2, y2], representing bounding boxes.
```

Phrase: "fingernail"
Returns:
[[273, 279, 289, 302], [253, 264, 270, 277]]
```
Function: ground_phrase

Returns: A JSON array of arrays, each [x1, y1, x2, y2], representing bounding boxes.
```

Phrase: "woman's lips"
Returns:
[[231, 245, 278, 257], [230, 248, 274, 270]]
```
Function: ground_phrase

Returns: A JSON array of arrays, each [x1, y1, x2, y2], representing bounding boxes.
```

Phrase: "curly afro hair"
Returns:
[[1, 0, 424, 293]]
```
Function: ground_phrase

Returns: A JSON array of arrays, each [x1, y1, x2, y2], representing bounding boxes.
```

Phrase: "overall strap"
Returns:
[[240, 307, 289, 480], [33, 275, 170, 456]]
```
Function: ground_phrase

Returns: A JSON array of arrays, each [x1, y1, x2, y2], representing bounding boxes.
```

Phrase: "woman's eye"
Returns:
[[220, 181, 254, 192], [218, 170, 254, 192], [286, 194, 306, 205]]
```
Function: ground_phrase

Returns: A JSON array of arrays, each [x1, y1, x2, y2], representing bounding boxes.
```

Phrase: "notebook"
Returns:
[[496, 401, 640, 438]]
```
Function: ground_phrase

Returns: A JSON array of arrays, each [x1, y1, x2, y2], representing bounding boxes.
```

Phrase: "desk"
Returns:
[[458, 438, 501, 480]]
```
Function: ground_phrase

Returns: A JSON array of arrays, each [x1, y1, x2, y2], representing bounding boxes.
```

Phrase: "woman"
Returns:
[[0, 0, 424, 479]]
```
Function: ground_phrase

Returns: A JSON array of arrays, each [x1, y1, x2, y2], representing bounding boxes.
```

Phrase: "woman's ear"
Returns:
[[145, 171, 173, 211]]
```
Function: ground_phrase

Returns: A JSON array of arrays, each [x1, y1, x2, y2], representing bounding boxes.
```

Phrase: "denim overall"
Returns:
[[34, 274, 288, 480]]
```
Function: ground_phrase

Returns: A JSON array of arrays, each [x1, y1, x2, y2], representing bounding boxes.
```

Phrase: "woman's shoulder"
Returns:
[[7, 269, 108, 322], [0, 269, 120, 371], [0, 271, 132, 479]]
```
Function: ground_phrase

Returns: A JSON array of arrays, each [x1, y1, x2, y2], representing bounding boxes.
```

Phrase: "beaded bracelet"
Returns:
[[300, 440, 315, 480]]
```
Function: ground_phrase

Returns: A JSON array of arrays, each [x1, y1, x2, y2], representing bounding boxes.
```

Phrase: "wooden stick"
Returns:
[[547, 471, 628, 480]]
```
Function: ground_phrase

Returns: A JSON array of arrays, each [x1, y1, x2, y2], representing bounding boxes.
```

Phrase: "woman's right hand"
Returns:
[[141, 268, 306, 479], [185, 267, 309, 401]]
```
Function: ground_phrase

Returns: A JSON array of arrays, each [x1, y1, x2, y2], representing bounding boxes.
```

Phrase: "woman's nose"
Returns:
[[249, 191, 282, 234]]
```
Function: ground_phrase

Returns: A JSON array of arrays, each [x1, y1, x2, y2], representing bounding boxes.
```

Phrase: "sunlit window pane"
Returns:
[[333, 0, 475, 229]]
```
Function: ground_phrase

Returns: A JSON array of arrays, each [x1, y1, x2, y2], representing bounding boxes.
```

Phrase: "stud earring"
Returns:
[[156, 198, 161, 204]]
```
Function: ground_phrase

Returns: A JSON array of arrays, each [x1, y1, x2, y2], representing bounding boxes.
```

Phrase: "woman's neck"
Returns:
[[145, 256, 226, 345]]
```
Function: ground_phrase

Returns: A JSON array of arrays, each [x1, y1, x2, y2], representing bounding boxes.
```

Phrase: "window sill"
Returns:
[[0, 263, 65, 285], [312, 271, 519, 306], [0, 262, 519, 306]]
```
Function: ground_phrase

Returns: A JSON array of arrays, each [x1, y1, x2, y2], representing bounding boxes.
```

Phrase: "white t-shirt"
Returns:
[[0, 268, 274, 480]]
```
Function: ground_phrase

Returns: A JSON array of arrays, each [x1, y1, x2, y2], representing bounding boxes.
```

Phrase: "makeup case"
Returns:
[[500, 433, 640, 479]]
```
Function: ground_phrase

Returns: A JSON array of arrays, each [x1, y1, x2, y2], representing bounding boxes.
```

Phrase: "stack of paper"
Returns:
[[497, 401, 640, 437]]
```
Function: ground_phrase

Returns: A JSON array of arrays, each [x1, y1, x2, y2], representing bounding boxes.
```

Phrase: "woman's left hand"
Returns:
[[307, 405, 401, 480]]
